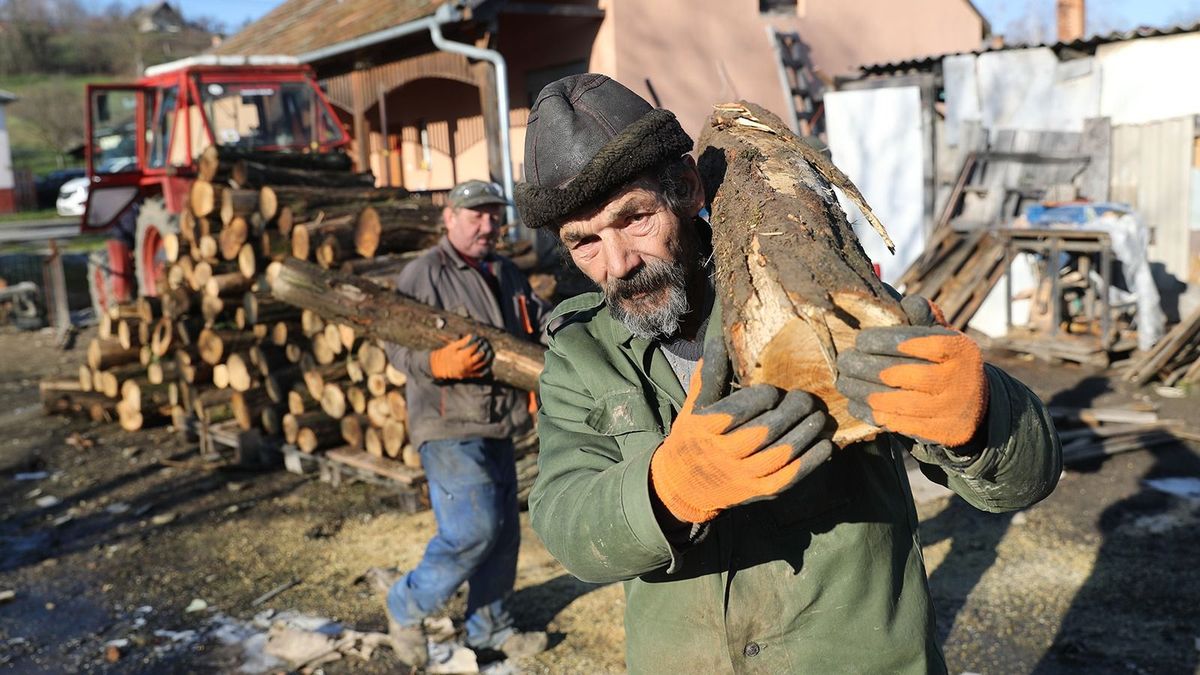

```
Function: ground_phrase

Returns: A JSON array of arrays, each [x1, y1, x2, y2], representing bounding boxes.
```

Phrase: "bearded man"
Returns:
[[519, 74, 1061, 674]]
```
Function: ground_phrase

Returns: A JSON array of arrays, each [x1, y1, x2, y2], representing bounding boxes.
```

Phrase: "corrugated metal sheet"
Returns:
[[859, 21, 1200, 75], [1110, 117, 1194, 281], [210, 0, 443, 58]]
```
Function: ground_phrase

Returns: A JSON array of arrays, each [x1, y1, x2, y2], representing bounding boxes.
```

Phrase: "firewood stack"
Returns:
[[49, 146, 447, 470]]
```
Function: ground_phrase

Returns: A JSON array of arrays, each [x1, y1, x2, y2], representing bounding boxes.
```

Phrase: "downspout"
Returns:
[[430, 3, 518, 233], [297, 3, 517, 232]]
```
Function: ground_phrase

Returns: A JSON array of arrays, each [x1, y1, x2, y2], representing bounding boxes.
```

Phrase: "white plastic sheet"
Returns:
[[824, 86, 925, 284]]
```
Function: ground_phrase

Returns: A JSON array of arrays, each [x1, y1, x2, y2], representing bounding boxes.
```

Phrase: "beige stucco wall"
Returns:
[[356, 0, 984, 193], [601, 0, 984, 138]]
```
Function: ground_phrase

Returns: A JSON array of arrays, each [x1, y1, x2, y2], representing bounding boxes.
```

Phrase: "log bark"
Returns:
[[353, 204, 441, 258], [147, 358, 178, 385], [272, 258, 545, 391], [244, 293, 300, 327], [291, 214, 355, 261], [697, 101, 903, 446], [231, 388, 271, 431], [339, 251, 421, 278], [287, 386, 316, 415], [264, 366, 301, 404], [41, 380, 115, 421], [88, 338, 140, 370], [198, 329, 260, 365], [221, 188, 259, 225]]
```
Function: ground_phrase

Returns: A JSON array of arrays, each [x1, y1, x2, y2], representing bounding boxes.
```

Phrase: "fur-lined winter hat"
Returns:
[[514, 74, 694, 232]]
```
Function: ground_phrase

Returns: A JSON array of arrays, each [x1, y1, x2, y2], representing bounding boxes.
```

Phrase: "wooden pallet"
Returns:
[[282, 444, 427, 512], [181, 414, 281, 469]]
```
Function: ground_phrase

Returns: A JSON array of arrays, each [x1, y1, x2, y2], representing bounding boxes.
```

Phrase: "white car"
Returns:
[[56, 176, 89, 217]]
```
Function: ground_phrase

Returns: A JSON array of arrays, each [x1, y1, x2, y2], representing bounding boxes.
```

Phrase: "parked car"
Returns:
[[34, 168, 86, 209], [56, 177, 89, 217]]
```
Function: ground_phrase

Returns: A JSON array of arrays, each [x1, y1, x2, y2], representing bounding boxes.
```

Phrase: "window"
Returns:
[[148, 86, 178, 169], [90, 89, 140, 174], [196, 80, 344, 150]]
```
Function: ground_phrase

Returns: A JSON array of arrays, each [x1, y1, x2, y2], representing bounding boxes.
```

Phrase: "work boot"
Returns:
[[387, 613, 428, 667], [498, 630, 549, 659]]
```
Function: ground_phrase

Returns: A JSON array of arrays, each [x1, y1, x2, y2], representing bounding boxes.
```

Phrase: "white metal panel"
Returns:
[[824, 86, 924, 284], [0, 105, 12, 190], [1110, 117, 1194, 281], [1098, 33, 1200, 126], [942, 53, 980, 147], [975, 48, 1100, 133]]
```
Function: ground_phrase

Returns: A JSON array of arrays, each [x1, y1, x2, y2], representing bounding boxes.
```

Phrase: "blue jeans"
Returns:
[[386, 437, 520, 649]]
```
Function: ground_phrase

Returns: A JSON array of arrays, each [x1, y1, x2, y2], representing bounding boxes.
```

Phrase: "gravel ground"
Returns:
[[0, 326, 1198, 673]]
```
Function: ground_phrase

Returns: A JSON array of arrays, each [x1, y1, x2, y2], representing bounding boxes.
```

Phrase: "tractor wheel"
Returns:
[[134, 196, 180, 298]]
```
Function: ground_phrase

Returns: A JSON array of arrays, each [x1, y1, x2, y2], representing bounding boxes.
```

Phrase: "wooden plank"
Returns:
[[326, 446, 425, 485], [1126, 306, 1200, 385], [1049, 407, 1159, 425]]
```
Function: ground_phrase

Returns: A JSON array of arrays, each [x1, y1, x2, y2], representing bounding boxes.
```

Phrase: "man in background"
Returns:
[[382, 179, 549, 667]]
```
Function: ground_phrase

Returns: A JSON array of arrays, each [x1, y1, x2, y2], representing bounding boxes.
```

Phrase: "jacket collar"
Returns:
[[437, 236, 495, 270]]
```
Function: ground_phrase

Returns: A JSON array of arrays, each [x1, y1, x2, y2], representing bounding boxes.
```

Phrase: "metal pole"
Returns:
[[378, 87, 390, 187], [1048, 236, 1061, 338], [1100, 238, 1112, 350], [430, 6, 517, 233], [1004, 236, 1013, 335]]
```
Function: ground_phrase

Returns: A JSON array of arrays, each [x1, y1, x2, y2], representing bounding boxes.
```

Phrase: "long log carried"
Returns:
[[271, 258, 545, 391], [696, 101, 903, 446]]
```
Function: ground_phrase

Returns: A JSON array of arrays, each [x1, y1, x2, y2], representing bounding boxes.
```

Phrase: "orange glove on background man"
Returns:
[[835, 295, 989, 449], [429, 334, 493, 381], [650, 314, 833, 524]]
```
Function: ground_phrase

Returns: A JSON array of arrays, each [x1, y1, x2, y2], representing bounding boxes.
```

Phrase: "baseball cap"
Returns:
[[448, 180, 510, 209]]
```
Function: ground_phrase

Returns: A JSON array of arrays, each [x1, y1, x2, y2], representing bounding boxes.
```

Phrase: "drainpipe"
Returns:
[[297, 2, 518, 232], [429, 4, 518, 233]]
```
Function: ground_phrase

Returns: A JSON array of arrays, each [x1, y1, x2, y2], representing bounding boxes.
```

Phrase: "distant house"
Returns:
[[212, 0, 989, 199], [133, 1, 188, 34], [0, 89, 16, 214]]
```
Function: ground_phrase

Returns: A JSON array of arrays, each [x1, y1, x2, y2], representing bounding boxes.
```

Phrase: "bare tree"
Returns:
[[9, 79, 85, 167]]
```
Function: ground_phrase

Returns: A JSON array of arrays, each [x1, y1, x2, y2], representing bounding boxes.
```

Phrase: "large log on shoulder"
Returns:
[[272, 258, 545, 391], [697, 101, 903, 447]]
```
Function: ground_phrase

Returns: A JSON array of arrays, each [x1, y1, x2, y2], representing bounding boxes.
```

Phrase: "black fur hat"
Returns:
[[515, 74, 694, 231]]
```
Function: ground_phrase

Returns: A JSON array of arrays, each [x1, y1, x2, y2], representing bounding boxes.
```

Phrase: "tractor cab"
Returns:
[[82, 56, 350, 311], [85, 55, 349, 232]]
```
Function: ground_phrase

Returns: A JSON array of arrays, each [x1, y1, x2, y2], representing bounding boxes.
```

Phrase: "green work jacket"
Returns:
[[529, 291, 1061, 674]]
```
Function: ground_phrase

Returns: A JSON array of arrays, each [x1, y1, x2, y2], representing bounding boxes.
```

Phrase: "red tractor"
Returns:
[[83, 55, 351, 314]]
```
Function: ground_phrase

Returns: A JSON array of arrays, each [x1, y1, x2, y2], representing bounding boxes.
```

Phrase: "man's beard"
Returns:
[[604, 232, 697, 341]]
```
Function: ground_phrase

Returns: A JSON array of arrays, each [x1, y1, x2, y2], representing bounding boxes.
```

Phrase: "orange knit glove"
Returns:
[[429, 335, 493, 381], [650, 358, 833, 524], [836, 295, 989, 448]]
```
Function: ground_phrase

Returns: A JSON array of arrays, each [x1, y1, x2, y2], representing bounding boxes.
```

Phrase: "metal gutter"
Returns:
[[295, 2, 518, 231], [429, 3, 517, 229]]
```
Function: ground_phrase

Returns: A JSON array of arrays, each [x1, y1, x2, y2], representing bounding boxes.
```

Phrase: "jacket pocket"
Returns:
[[584, 390, 665, 452]]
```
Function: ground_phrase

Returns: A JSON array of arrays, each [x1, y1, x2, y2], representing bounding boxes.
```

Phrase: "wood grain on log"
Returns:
[[272, 259, 545, 391], [697, 101, 903, 446]]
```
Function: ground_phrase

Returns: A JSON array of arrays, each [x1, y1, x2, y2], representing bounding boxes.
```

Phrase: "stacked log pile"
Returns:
[[51, 147, 450, 473]]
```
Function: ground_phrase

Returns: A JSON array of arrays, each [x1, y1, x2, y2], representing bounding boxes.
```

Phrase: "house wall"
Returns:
[[606, 0, 984, 138]]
